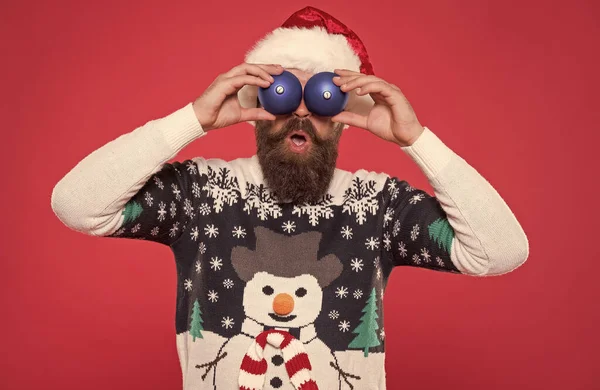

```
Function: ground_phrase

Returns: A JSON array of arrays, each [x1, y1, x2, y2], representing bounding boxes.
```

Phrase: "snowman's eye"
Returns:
[[262, 285, 274, 295], [295, 287, 307, 297]]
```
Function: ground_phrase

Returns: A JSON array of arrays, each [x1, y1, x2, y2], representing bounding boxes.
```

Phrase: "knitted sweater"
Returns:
[[51, 102, 529, 390]]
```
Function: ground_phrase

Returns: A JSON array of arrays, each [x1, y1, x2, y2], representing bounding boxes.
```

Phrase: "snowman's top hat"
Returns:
[[231, 226, 343, 288]]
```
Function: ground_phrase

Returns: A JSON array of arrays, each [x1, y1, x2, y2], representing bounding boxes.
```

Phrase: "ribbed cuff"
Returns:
[[155, 102, 206, 152], [400, 126, 456, 179]]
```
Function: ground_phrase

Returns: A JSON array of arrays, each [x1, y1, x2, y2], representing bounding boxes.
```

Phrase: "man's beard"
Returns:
[[255, 117, 343, 204]]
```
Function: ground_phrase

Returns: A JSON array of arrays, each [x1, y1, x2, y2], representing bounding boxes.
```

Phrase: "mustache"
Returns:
[[270, 117, 319, 143]]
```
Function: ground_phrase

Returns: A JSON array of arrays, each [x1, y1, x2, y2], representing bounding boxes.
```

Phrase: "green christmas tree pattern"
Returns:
[[348, 288, 381, 357], [122, 200, 143, 223], [189, 299, 204, 341], [428, 217, 454, 253]]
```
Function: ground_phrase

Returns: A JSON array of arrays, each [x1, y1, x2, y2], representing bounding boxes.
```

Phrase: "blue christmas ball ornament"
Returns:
[[257, 70, 303, 115], [304, 72, 348, 117]]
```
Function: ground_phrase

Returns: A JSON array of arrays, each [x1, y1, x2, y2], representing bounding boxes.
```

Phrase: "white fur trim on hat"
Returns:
[[238, 26, 375, 126]]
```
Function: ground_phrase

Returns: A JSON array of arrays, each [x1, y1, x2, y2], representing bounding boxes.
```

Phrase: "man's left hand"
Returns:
[[331, 69, 424, 147]]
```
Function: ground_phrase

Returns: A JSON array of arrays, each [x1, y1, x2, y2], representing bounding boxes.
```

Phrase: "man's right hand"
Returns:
[[192, 63, 283, 131]]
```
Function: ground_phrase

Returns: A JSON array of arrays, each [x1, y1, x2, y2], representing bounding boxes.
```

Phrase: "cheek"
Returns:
[[274, 115, 290, 126], [269, 119, 287, 134], [316, 123, 339, 141]]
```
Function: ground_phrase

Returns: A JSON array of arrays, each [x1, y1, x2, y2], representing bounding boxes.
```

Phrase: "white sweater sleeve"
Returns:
[[51, 102, 206, 237], [399, 127, 529, 276]]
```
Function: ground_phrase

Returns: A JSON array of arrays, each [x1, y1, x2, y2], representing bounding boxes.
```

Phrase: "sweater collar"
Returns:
[[244, 154, 347, 204]]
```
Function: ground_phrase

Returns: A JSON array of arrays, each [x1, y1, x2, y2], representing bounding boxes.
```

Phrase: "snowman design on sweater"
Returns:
[[108, 155, 460, 389], [212, 226, 344, 389]]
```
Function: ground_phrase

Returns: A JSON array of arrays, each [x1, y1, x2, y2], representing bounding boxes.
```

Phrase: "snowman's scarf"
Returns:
[[239, 329, 318, 390]]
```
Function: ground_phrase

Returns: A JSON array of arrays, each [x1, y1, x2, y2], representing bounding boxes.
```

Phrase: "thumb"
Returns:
[[240, 107, 276, 123], [331, 111, 368, 130]]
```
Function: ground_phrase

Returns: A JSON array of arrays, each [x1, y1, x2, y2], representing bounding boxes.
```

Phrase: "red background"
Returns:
[[2, 0, 598, 389]]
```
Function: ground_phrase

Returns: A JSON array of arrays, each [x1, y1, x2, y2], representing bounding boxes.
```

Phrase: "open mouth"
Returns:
[[286, 130, 311, 153], [268, 313, 297, 322]]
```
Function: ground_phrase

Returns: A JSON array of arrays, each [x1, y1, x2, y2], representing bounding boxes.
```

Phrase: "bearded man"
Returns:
[[51, 6, 529, 390]]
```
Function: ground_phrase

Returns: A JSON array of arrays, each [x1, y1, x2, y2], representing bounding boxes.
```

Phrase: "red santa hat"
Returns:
[[238, 6, 375, 126]]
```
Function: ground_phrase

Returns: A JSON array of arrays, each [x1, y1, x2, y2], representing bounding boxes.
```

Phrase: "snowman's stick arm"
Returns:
[[330, 361, 361, 389], [195, 352, 228, 380]]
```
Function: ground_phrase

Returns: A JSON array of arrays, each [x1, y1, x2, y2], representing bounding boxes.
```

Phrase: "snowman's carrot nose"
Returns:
[[273, 293, 295, 315]]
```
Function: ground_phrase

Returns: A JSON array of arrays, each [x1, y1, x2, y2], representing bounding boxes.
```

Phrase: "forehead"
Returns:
[[284, 68, 314, 85]]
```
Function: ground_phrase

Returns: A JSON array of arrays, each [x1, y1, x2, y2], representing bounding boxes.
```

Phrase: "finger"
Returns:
[[334, 71, 402, 92], [340, 76, 384, 93], [332, 75, 362, 86], [334, 68, 363, 76], [226, 63, 283, 82], [221, 75, 272, 95], [333, 70, 398, 89], [354, 81, 396, 98], [254, 63, 285, 74], [249, 63, 285, 80], [331, 111, 368, 129], [240, 107, 276, 122]]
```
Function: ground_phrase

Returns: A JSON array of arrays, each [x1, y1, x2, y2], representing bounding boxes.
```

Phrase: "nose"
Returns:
[[293, 98, 310, 118], [273, 293, 295, 315]]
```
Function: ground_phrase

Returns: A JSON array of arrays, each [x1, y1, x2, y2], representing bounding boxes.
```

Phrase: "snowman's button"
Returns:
[[270, 377, 283, 388], [271, 354, 284, 366]]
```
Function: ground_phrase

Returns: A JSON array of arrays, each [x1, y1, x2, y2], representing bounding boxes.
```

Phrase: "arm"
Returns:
[[50, 103, 206, 244], [331, 69, 529, 276], [51, 63, 283, 246], [387, 127, 529, 276]]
